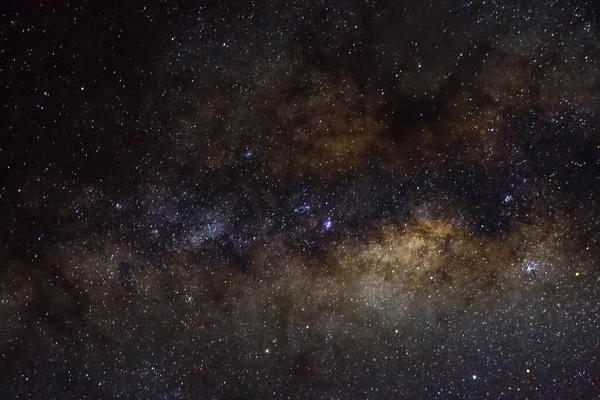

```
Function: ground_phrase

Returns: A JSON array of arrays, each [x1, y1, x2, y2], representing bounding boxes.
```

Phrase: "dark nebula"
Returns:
[[2, 0, 600, 398]]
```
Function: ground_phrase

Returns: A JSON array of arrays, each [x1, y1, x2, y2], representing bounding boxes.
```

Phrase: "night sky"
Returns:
[[2, 0, 600, 398]]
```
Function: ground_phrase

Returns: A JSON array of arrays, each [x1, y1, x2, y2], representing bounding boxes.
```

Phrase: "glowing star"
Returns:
[[472, 375, 477, 380], [322, 217, 333, 231]]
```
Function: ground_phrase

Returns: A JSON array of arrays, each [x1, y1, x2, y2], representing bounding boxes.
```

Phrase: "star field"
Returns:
[[1, 0, 600, 398]]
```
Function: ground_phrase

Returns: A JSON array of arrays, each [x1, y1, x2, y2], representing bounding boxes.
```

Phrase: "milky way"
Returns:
[[2, 1, 600, 398]]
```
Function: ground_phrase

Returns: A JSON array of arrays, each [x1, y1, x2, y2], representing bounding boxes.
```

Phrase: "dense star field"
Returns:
[[2, 0, 600, 398]]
